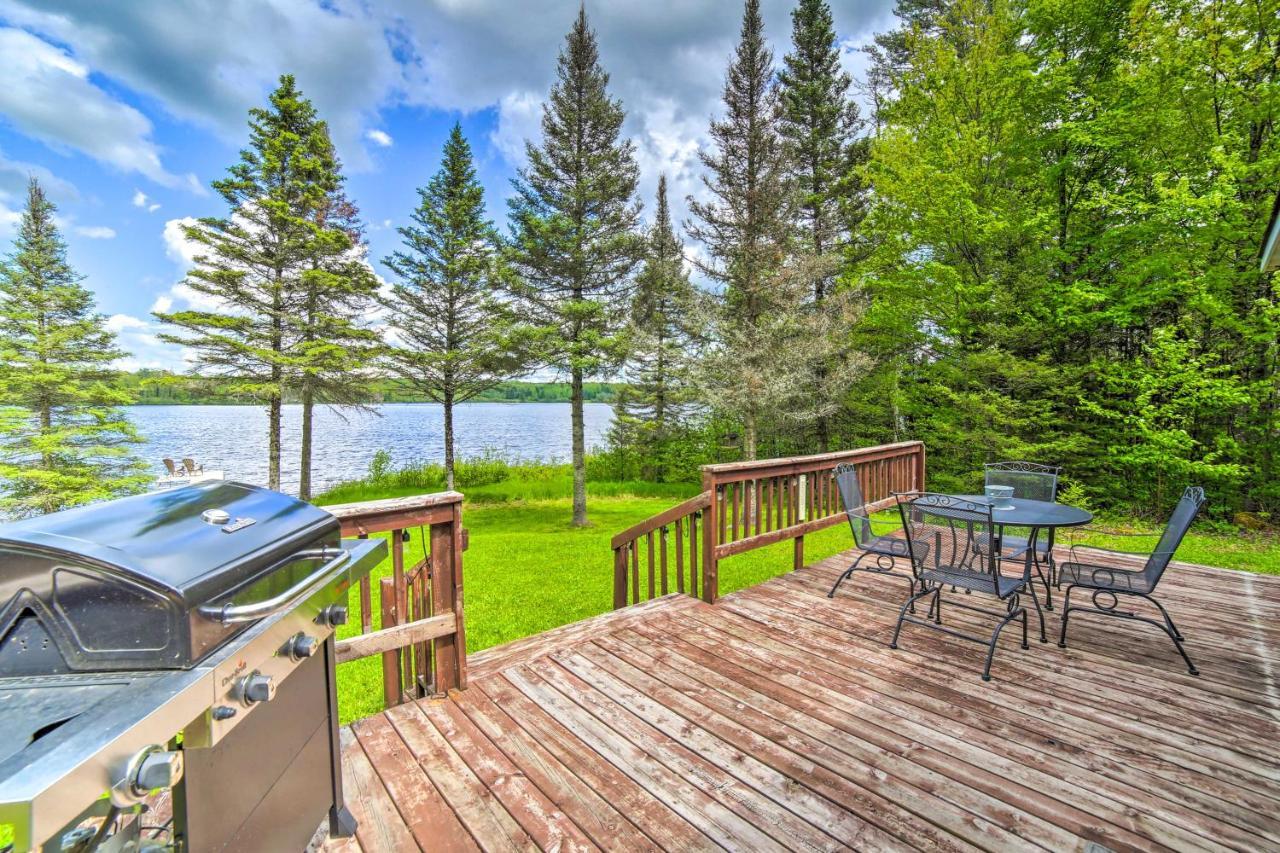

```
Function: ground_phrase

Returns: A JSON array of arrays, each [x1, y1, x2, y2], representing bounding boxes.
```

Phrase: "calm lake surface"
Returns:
[[127, 402, 614, 495]]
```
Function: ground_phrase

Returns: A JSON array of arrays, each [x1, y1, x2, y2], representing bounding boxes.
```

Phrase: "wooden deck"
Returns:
[[323, 549, 1280, 852]]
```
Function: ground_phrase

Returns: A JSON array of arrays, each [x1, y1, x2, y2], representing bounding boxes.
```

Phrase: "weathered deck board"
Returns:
[[323, 550, 1280, 852]]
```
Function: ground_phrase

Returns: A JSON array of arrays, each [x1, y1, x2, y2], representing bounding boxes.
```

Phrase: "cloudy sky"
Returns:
[[0, 0, 896, 371]]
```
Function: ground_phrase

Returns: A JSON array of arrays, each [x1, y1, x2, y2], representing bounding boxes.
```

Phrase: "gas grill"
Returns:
[[0, 482, 385, 852]]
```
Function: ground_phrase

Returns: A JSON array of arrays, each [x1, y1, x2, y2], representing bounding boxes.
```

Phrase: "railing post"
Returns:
[[379, 577, 399, 707], [915, 443, 927, 492], [431, 501, 466, 693], [613, 546, 628, 608], [701, 470, 718, 603]]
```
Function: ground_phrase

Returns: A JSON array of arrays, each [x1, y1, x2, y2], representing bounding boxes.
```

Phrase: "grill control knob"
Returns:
[[288, 633, 319, 660], [238, 672, 275, 704], [321, 605, 349, 627], [134, 750, 184, 794]]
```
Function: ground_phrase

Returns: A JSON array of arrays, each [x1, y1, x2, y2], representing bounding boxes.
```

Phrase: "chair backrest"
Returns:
[[162, 458, 178, 475], [898, 492, 1000, 580], [833, 464, 874, 547], [182, 458, 199, 473], [984, 461, 1061, 502], [1142, 486, 1206, 588]]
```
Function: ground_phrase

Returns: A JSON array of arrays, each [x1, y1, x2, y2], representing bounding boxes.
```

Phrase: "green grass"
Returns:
[[321, 473, 1279, 724]]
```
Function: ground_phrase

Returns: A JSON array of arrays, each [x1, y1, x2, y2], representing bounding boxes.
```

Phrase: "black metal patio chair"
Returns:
[[1057, 486, 1206, 675], [890, 493, 1045, 681], [985, 461, 1062, 603], [827, 464, 917, 601]]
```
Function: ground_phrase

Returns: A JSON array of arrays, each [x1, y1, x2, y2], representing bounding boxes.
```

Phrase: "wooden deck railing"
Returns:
[[612, 441, 926, 607], [323, 492, 467, 706]]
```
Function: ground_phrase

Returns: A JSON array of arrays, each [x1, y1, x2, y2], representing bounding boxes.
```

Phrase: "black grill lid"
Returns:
[[0, 482, 341, 672], [0, 481, 337, 602]]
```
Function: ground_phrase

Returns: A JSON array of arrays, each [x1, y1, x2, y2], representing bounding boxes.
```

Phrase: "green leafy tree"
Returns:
[[506, 7, 643, 525], [384, 124, 527, 490], [157, 75, 358, 494], [0, 179, 147, 516], [609, 176, 699, 481]]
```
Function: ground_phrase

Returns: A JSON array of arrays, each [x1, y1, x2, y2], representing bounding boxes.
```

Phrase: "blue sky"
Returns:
[[0, 0, 894, 371]]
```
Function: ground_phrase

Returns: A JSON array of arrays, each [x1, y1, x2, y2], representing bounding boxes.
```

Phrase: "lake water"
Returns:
[[127, 402, 615, 495]]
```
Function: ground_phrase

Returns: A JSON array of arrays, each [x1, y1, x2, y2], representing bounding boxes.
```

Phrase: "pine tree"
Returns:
[[609, 175, 698, 481], [686, 0, 796, 460], [156, 75, 350, 493], [0, 179, 147, 516], [779, 0, 870, 451], [384, 124, 526, 490], [506, 6, 643, 526], [291, 159, 381, 502]]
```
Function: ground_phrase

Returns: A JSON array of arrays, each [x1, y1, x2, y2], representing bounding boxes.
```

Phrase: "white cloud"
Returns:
[[0, 0, 404, 170], [162, 216, 202, 267], [74, 224, 116, 239], [365, 129, 393, 148], [105, 313, 148, 332], [490, 90, 543, 168], [150, 294, 173, 313], [132, 188, 161, 211], [0, 29, 200, 190]]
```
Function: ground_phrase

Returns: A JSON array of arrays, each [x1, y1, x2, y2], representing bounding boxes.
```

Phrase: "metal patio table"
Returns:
[[918, 494, 1093, 611]]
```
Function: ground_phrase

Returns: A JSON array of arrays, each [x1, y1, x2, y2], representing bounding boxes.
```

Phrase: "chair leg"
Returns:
[[1057, 585, 1076, 648], [1143, 593, 1185, 641], [983, 606, 1025, 681], [827, 551, 869, 598], [889, 586, 937, 650]]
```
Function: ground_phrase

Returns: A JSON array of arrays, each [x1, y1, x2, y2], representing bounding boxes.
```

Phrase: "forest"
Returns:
[[0, 0, 1276, 525]]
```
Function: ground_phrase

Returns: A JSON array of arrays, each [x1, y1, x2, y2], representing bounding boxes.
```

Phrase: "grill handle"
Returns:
[[197, 548, 352, 624]]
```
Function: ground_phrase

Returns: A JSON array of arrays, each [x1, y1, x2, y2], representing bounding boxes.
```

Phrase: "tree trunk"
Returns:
[[298, 380, 313, 501], [743, 409, 758, 461], [571, 366, 588, 527], [267, 394, 281, 491], [443, 390, 455, 491]]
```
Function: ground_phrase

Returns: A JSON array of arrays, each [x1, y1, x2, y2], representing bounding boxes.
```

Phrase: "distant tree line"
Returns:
[[119, 371, 622, 406], [1, 0, 1275, 522]]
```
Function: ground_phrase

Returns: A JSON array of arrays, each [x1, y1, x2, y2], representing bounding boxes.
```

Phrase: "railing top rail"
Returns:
[[701, 441, 924, 482], [610, 491, 712, 550], [323, 490, 464, 535]]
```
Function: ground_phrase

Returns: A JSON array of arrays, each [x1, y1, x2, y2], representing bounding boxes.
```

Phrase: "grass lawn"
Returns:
[[323, 480, 1279, 724]]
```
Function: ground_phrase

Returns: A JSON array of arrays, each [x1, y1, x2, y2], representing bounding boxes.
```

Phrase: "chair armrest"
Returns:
[[1065, 525, 1160, 555]]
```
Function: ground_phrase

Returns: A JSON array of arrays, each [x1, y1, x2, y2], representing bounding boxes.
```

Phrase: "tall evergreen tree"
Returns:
[[609, 176, 698, 481], [157, 75, 358, 493], [384, 124, 526, 490], [779, 0, 869, 451], [0, 179, 147, 516], [687, 0, 797, 460], [291, 161, 381, 501], [506, 6, 643, 526]]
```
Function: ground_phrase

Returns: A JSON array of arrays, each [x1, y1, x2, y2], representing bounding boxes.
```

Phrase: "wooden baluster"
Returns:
[[646, 531, 656, 600], [717, 486, 727, 546], [747, 479, 757, 532], [765, 477, 774, 531], [379, 576, 399, 707], [730, 482, 740, 543], [674, 519, 685, 594], [631, 539, 640, 603], [359, 575, 372, 636], [690, 512, 700, 598], [660, 526, 669, 595]]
